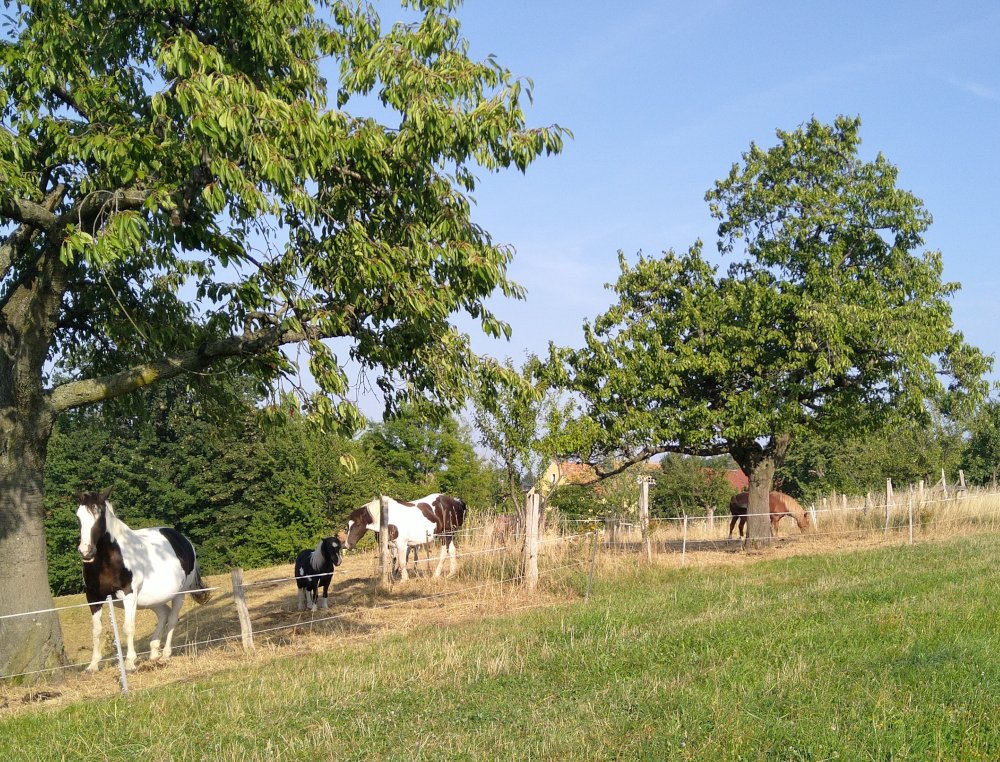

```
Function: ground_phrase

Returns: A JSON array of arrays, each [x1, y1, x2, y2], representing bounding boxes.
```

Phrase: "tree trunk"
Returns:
[[0, 410, 64, 681], [732, 435, 790, 550], [744, 457, 776, 549]]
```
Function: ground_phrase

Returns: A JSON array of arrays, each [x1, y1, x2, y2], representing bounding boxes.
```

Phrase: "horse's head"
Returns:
[[775, 492, 811, 533], [321, 536, 344, 567], [795, 511, 812, 532], [344, 500, 377, 550], [75, 488, 113, 563]]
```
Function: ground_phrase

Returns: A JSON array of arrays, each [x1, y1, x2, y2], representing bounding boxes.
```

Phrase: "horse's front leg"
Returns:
[[86, 603, 104, 673], [121, 592, 140, 670], [432, 540, 447, 578], [396, 541, 410, 582], [447, 537, 458, 576]]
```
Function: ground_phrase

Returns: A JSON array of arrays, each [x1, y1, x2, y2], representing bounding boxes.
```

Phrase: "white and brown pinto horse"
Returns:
[[728, 491, 811, 539], [344, 493, 467, 581], [75, 489, 210, 672]]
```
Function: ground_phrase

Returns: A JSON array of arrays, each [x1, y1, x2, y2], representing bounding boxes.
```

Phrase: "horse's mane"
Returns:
[[774, 492, 810, 528], [100, 500, 130, 542]]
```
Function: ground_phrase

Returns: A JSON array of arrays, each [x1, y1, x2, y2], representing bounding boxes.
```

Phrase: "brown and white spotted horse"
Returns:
[[344, 493, 467, 581], [75, 489, 210, 672], [728, 491, 811, 539]]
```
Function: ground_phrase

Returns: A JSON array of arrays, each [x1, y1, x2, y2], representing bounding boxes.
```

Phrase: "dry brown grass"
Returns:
[[5, 490, 1000, 716], [636, 487, 1000, 564], [0, 526, 586, 716]]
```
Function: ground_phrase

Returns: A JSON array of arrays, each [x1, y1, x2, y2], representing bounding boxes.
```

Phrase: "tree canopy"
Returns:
[[550, 116, 989, 541], [0, 0, 566, 677]]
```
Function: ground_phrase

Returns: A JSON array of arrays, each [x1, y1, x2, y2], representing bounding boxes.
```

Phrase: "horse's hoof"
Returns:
[[125, 661, 137, 672], [85, 664, 99, 674]]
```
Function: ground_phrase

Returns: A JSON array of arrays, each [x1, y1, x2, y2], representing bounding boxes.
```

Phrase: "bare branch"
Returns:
[[46, 323, 342, 413], [0, 195, 59, 232], [51, 83, 90, 121]]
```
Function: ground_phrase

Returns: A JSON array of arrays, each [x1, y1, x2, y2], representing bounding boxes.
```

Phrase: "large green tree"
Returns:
[[551, 117, 988, 544], [362, 402, 501, 509], [778, 412, 967, 501], [962, 400, 1000, 487], [0, 0, 565, 677]]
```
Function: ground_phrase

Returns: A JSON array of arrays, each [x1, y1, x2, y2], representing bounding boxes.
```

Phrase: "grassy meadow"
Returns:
[[4, 530, 1000, 760]]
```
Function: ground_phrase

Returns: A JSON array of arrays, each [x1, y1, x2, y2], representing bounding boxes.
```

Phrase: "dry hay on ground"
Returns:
[[0, 544, 568, 716]]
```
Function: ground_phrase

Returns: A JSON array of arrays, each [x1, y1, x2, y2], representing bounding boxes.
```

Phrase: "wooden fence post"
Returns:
[[958, 470, 967, 499], [523, 491, 539, 591], [681, 514, 689, 566], [585, 530, 600, 601], [379, 495, 391, 587], [638, 475, 654, 564], [908, 489, 915, 545], [941, 469, 949, 499], [231, 568, 255, 653], [884, 479, 894, 533]]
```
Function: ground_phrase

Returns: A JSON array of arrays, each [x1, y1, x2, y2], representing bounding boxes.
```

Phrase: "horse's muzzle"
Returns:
[[79, 546, 96, 563]]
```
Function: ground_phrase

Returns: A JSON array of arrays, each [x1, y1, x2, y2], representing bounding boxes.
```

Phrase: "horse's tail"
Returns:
[[190, 563, 211, 604]]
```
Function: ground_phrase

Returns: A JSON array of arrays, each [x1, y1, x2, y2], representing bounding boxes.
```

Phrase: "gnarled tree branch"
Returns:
[[47, 322, 337, 412]]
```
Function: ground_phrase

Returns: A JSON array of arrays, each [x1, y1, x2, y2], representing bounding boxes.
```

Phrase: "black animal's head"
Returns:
[[321, 536, 343, 567]]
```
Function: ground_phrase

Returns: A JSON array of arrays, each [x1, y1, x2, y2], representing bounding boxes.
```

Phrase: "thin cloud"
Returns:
[[949, 78, 999, 102]]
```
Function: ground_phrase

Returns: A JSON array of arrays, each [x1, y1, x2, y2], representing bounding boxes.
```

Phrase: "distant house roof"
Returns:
[[558, 461, 599, 486], [724, 469, 748, 491]]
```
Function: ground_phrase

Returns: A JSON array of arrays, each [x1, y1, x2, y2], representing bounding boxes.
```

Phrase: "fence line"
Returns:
[[0, 585, 220, 624], [0, 549, 590, 684], [5, 487, 999, 685]]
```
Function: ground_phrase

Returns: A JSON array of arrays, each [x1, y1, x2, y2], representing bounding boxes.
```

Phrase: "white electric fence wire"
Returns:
[[0, 539, 592, 683], [5, 498, 996, 682], [0, 585, 219, 622]]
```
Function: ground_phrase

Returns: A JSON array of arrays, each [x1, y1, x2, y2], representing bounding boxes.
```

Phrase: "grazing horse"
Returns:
[[75, 489, 210, 672], [294, 536, 343, 612], [489, 513, 519, 546], [344, 493, 468, 581], [728, 491, 811, 539]]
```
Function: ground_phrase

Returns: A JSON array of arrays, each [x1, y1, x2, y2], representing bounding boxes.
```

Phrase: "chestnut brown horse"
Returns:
[[728, 491, 811, 538]]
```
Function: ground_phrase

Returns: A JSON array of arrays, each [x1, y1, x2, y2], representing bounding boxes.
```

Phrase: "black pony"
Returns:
[[294, 536, 343, 611]]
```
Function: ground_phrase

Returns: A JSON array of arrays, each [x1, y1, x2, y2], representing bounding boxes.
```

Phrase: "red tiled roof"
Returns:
[[724, 469, 748, 491], [557, 461, 598, 485]]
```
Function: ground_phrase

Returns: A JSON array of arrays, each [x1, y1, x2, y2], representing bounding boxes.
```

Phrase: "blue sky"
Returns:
[[421, 2, 1000, 380]]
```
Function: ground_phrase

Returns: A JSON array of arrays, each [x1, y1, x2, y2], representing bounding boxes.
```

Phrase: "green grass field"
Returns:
[[5, 534, 1000, 760]]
